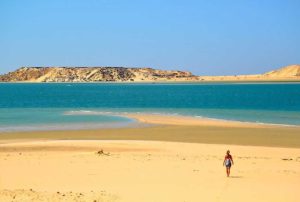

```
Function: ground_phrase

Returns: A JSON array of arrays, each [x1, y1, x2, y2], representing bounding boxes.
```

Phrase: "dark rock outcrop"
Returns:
[[0, 67, 197, 82]]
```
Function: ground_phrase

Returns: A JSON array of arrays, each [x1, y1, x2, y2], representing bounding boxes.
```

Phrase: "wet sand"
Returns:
[[1, 114, 300, 148]]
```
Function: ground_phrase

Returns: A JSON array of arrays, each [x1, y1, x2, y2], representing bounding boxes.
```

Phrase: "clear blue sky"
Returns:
[[0, 0, 299, 75]]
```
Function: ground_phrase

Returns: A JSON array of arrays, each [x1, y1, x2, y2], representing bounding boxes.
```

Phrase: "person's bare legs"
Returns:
[[226, 167, 230, 177]]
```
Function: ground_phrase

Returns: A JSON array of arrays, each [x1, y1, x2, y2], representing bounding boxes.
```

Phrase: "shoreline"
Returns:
[[122, 113, 300, 128], [1, 113, 300, 148], [1, 80, 300, 84], [1, 111, 299, 134], [1, 114, 299, 201]]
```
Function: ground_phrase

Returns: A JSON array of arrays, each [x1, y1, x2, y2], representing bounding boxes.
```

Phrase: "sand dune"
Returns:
[[199, 64, 300, 81], [264, 65, 300, 77]]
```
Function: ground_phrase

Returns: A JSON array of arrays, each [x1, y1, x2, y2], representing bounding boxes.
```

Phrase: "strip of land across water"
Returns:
[[0, 114, 299, 202], [1, 113, 300, 148]]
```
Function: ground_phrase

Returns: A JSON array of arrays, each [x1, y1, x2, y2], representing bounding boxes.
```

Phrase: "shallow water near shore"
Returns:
[[0, 83, 300, 131]]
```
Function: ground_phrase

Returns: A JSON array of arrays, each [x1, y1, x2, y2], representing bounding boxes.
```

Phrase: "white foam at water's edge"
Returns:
[[194, 115, 298, 127], [1, 109, 298, 132], [64, 110, 117, 116]]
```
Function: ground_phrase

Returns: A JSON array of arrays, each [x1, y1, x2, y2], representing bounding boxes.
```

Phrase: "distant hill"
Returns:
[[0, 65, 299, 82], [0, 67, 197, 82], [263, 65, 300, 77], [198, 65, 300, 81]]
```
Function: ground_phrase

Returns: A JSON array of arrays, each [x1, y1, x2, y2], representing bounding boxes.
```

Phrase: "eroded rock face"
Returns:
[[0, 67, 197, 82]]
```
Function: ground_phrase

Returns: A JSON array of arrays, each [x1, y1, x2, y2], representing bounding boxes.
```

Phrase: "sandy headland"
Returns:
[[0, 64, 299, 82], [0, 114, 300, 201]]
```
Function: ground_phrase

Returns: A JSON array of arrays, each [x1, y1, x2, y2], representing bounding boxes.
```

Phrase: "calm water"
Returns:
[[0, 83, 300, 131]]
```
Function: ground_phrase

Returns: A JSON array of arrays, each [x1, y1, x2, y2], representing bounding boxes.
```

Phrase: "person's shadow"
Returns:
[[230, 176, 243, 178]]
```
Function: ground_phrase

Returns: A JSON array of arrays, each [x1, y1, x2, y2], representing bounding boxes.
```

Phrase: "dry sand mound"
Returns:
[[264, 65, 300, 77]]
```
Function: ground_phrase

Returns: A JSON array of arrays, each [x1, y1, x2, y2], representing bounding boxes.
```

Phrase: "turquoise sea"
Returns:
[[0, 83, 300, 132]]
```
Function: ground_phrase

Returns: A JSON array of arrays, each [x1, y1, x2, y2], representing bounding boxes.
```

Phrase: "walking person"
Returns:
[[223, 150, 234, 177]]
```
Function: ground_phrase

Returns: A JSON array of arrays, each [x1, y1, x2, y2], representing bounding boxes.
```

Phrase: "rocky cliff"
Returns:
[[0, 67, 197, 82]]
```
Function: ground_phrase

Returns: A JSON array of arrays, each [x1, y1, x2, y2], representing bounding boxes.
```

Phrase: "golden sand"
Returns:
[[1, 114, 300, 148], [0, 114, 299, 201], [0, 140, 299, 202]]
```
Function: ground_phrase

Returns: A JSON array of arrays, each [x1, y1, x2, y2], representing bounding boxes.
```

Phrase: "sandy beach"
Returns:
[[2, 0, 300, 201], [0, 114, 300, 201], [1, 140, 299, 202]]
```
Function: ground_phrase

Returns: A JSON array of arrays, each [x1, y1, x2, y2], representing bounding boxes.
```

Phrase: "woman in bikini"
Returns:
[[223, 150, 234, 177]]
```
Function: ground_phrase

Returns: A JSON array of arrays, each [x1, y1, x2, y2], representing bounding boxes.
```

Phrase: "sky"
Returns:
[[0, 0, 299, 76]]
